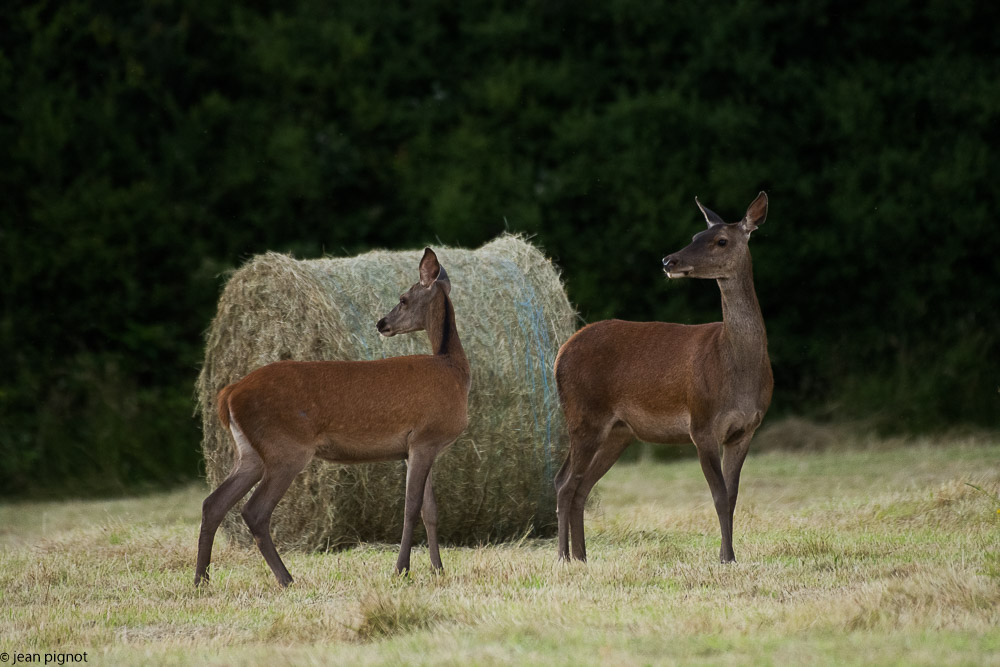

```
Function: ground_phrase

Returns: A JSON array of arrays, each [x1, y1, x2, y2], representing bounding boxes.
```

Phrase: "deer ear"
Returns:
[[419, 247, 440, 287], [695, 197, 726, 227], [740, 191, 768, 235], [419, 247, 449, 293]]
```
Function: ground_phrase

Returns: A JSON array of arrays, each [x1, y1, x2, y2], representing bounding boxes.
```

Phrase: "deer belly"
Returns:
[[622, 409, 692, 445], [313, 433, 409, 464]]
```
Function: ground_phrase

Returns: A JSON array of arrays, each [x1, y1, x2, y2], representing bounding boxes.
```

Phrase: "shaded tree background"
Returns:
[[2, 0, 998, 496]]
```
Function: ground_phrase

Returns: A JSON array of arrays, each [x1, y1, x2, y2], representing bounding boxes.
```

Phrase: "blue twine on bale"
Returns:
[[496, 259, 556, 484]]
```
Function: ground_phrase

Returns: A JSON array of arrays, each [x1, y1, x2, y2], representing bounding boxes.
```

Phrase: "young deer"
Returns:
[[195, 248, 470, 587], [554, 192, 772, 564]]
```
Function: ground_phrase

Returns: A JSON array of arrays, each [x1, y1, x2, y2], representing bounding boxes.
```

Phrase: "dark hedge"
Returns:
[[2, 0, 997, 495]]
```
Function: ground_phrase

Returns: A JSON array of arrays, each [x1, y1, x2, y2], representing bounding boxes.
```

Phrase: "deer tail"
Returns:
[[216, 383, 236, 430]]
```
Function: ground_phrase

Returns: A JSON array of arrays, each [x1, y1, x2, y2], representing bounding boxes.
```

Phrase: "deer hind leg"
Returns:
[[568, 427, 633, 561], [555, 453, 578, 561], [556, 421, 602, 561], [195, 429, 265, 587], [556, 431, 597, 561], [240, 446, 312, 588], [421, 467, 442, 571], [557, 424, 631, 562], [692, 430, 733, 563]]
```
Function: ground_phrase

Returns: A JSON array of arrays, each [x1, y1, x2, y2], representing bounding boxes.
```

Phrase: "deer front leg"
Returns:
[[722, 432, 753, 561], [421, 467, 442, 571], [693, 431, 734, 563], [396, 450, 434, 575]]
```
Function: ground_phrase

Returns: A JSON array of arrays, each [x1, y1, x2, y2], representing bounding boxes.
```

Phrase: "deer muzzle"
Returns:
[[662, 256, 693, 279], [376, 317, 393, 338]]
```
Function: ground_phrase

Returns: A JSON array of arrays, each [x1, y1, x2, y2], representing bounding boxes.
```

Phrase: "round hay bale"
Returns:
[[196, 234, 576, 551]]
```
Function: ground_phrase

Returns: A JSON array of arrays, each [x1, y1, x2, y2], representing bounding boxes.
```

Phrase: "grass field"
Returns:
[[1, 433, 998, 665]]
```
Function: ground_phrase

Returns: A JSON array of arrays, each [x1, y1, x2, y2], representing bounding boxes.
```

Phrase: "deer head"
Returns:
[[662, 192, 768, 280], [376, 247, 451, 337]]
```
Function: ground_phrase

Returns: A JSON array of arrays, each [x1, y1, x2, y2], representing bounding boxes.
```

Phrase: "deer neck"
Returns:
[[716, 257, 768, 373], [426, 291, 469, 368]]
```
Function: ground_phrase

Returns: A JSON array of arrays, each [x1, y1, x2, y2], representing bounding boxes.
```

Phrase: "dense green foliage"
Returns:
[[3, 0, 998, 495]]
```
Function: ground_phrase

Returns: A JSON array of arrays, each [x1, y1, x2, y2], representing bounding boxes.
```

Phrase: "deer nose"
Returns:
[[663, 256, 677, 270], [376, 318, 387, 333]]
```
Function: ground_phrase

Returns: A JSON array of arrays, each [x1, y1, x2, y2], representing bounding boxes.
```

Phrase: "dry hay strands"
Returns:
[[196, 234, 577, 552]]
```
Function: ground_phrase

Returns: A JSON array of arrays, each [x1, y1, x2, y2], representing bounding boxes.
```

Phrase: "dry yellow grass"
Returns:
[[1, 434, 998, 665]]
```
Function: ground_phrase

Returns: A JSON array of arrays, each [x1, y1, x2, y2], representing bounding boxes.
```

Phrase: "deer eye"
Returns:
[[717, 239, 728, 247], [399, 297, 408, 306]]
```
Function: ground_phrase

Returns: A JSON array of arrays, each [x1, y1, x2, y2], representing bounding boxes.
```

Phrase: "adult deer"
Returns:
[[195, 248, 470, 587], [554, 192, 772, 564]]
